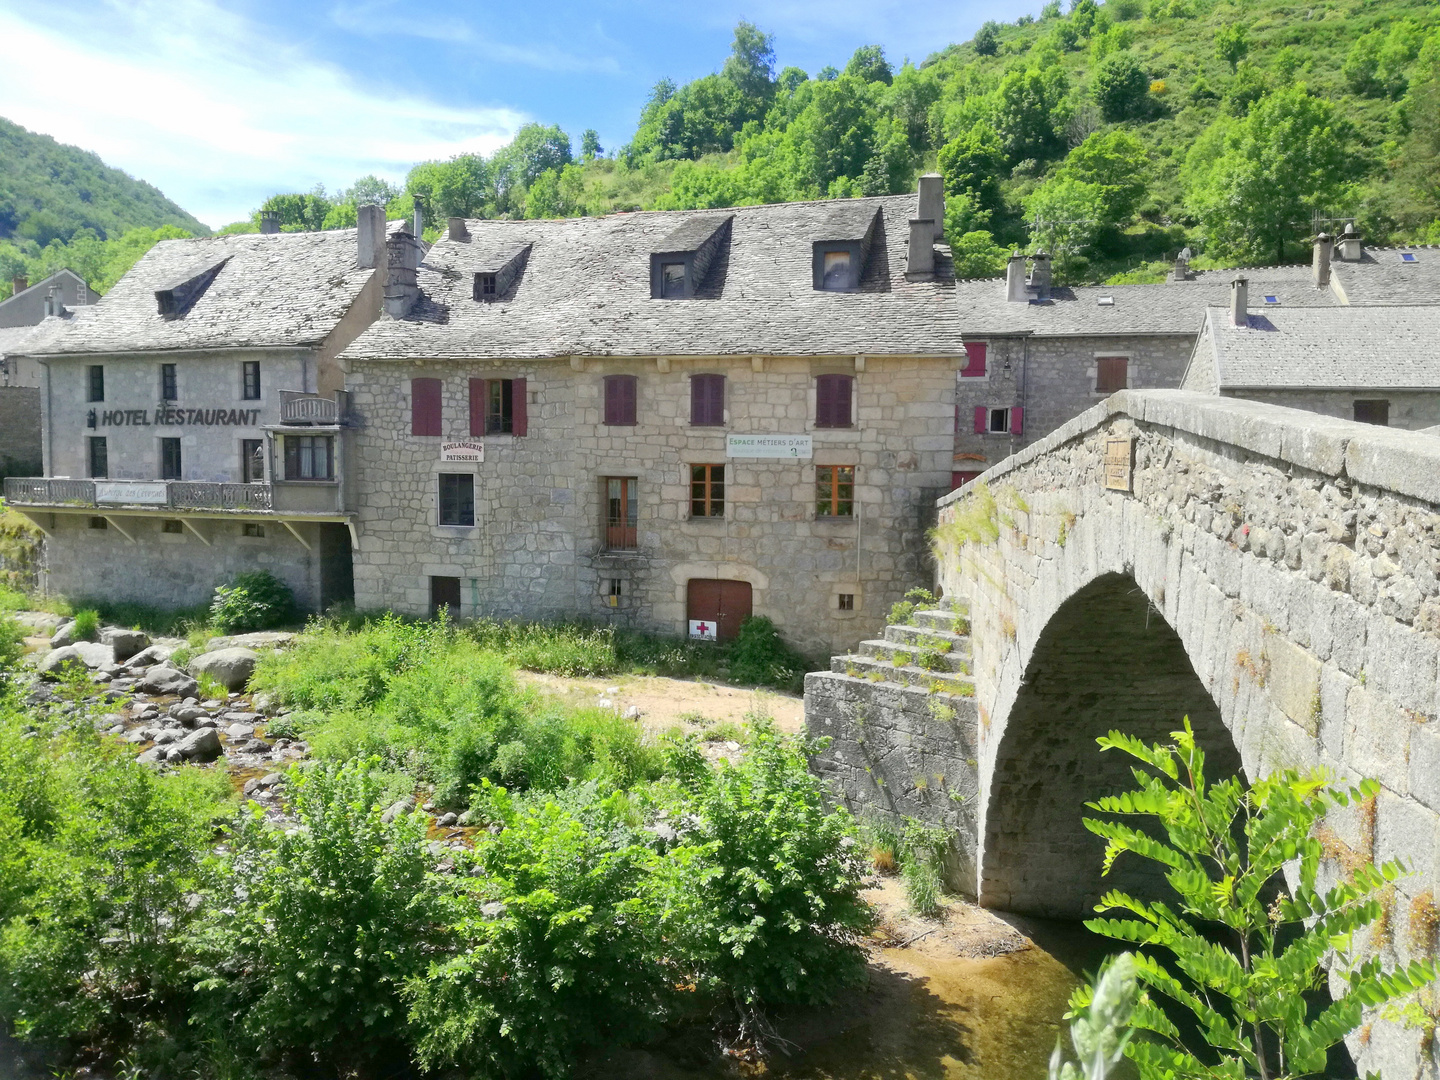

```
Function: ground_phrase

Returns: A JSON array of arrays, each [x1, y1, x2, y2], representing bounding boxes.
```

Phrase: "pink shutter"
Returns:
[[469, 378, 486, 437], [1010, 406, 1023, 435], [974, 406, 987, 434], [835, 375, 852, 428], [512, 377, 528, 436], [412, 377, 441, 436], [816, 375, 835, 427], [623, 375, 637, 425], [962, 342, 987, 377], [604, 376, 619, 426], [605, 375, 636, 426]]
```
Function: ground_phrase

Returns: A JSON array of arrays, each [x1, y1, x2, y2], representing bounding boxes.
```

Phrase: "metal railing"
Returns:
[[4, 477, 272, 512]]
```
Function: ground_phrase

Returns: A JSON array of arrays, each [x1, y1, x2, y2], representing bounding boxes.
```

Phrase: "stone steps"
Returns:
[[883, 623, 970, 652], [859, 638, 972, 674], [913, 607, 970, 633], [830, 652, 976, 694]]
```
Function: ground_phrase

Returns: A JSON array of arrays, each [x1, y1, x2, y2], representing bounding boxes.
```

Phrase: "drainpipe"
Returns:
[[40, 358, 52, 476], [1018, 335, 1030, 451]]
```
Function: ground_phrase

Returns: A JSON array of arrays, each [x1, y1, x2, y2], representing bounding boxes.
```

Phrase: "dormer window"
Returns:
[[811, 204, 880, 292], [650, 215, 732, 299], [661, 262, 686, 298], [822, 251, 852, 291], [154, 257, 228, 320], [474, 273, 497, 299], [461, 244, 531, 303]]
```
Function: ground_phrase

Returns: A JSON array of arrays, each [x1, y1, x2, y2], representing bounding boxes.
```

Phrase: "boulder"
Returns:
[[168, 703, 209, 725], [204, 631, 296, 652], [139, 665, 199, 699], [50, 621, 77, 648], [101, 627, 150, 662], [73, 641, 114, 669], [135, 746, 166, 766], [189, 648, 259, 692], [123, 644, 174, 670], [38, 644, 110, 678], [12, 611, 64, 634], [173, 727, 223, 763], [381, 797, 416, 824]]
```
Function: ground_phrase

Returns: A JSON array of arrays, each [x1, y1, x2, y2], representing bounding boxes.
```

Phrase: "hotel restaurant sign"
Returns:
[[88, 407, 264, 428]]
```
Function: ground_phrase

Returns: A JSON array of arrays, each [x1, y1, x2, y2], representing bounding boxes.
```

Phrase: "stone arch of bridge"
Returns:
[[978, 571, 1241, 919]]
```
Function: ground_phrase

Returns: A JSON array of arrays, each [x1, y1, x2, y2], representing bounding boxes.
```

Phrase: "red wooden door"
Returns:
[[687, 579, 753, 641]]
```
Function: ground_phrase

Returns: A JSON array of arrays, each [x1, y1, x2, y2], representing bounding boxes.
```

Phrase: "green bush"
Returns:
[[725, 615, 809, 692], [68, 608, 99, 642], [887, 587, 938, 627], [898, 818, 949, 917], [0, 614, 23, 680], [209, 571, 294, 634]]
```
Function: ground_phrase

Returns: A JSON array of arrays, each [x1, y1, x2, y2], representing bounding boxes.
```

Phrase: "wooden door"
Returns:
[[430, 575, 461, 619], [687, 579, 753, 641]]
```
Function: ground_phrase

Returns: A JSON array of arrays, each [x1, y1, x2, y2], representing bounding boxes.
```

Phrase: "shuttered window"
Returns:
[[815, 374, 853, 428], [604, 375, 637, 426], [690, 374, 725, 426], [1096, 357, 1128, 393], [605, 477, 638, 549], [468, 378, 527, 436], [961, 342, 987, 377], [975, 407, 1022, 435], [412, 377, 442, 436]]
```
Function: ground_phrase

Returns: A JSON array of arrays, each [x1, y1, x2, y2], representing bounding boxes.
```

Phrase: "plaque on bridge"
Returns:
[[1104, 437, 1134, 492]]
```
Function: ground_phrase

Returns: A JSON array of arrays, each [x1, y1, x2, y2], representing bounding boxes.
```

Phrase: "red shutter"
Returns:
[[951, 470, 982, 490], [605, 375, 637, 426], [604, 376, 618, 426], [816, 374, 852, 428], [974, 406, 987, 434], [692, 374, 724, 426], [623, 375, 637, 425], [469, 378, 486, 437], [835, 375, 852, 428], [412, 377, 441, 436], [1010, 406, 1024, 435], [962, 342, 987, 377], [512, 377, 528, 436]]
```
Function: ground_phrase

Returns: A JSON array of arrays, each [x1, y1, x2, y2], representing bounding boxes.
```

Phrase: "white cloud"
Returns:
[[0, 0, 526, 228]]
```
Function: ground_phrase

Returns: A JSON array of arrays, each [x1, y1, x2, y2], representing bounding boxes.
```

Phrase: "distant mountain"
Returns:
[[0, 116, 209, 244]]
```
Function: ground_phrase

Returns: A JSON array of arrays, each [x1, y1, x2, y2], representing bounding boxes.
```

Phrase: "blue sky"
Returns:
[[0, 0, 1039, 228]]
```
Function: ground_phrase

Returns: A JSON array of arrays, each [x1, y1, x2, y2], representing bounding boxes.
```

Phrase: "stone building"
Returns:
[[2, 209, 411, 610], [338, 182, 965, 656], [1181, 282, 1440, 428]]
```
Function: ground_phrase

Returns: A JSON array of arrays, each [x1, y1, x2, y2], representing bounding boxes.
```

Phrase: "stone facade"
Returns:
[[0, 386, 40, 478], [347, 354, 955, 658]]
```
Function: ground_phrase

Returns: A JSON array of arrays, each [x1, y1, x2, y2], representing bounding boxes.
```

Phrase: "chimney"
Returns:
[[259, 211, 280, 235], [1005, 251, 1027, 302], [412, 195, 425, 240], [1338, 221, 1363, 262], [383, 222, 421, 320], [1230, 276, 1248, 326], [356, 203, 385, 269], [448, 216, 469, 242], [11, 275, 26, 296], [44, 286, 66, 319], [906, 218, 936, 276], [1312, 232, 1333, 287], [1027, 250, 1052, 301], [917, 173, 944, 242], [1169, 246, 1192, 283]]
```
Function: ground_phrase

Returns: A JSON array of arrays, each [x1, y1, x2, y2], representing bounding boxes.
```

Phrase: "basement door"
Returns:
[[686, 579, 753, 642]]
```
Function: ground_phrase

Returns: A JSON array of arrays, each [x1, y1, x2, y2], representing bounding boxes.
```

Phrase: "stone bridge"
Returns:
[[806, 390, 1440, 1077]]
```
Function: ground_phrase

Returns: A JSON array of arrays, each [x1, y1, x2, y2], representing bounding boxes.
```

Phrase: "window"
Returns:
[[605, 579, 623, 607], [160, 437, 182, 480], [1402, 252, 1419, 263], [242, 522, 266, 538], [821, 250, 852, 290], [88, 516, 107, 530], [1096, 357, 1128, 393], [1354, 399, 1390, 426], [603, 375, 638, 426], [430, 576, 462, 619], [242, 361, 261, 401], [438, 473, 475, 526], [1263, 295, 1280, 305], [973, 407, 1022, 435], [605, 477, 638, 549], [162, 519, 183, 534], [88, 436, 108, 478], [474, 273, 497, 299], [690, 464, 725, 518], [815, 374, 853, 428], [961, 342, 987, 378], [87, 365, 104, 402], [690, 374, 724, 426], [660, 262, 686, 298], [241, 439, 264, 483], [816, 465, 854, 517], [838, 593, 855, 611], [283, 435, 334, 480], [411, 377, 442, 435], [468, 377, 528, 436], [160, 363, 177, 401]]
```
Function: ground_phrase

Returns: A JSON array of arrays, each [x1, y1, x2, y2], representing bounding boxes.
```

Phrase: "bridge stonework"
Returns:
[[808, 390, 1440, 1079]]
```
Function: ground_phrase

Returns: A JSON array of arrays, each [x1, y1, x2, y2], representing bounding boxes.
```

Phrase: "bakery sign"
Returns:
[[440, 440, 485, 462]]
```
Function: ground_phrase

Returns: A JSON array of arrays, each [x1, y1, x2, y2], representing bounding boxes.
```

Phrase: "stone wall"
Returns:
[[346, 354, 956, 657], [1228, 388, 1440, 431], [0, 386, 41, 477]]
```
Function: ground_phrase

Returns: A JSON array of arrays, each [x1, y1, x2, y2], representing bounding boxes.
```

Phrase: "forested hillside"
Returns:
[[0, 118, 209, 301], [239, 0, 1440, 285]]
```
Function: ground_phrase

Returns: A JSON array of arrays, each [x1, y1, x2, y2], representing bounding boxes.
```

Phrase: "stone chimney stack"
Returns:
[[1027, 251, 1052, 301], [906, 218, 936, 276], [1169, 246, 1192, 283], [1005, 251, 1027, 302], [44, 286, 66, 319], [1230, 276, 1248, 327], [412, 195, 425, 241], [259, 211, 280, 235], [448, 217, 469, 241], [1338, 221, 1363, 262], [1312, 232, 1333, 287], [356, 204, 385, 269], [917, 173, 944, 242], [383, 223, 421, 320], [11, 275, 26, 296]]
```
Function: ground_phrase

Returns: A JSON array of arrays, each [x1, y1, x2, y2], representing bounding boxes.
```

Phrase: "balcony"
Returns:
[[4, 477, 273, 513], [279, 391, 341, 425]]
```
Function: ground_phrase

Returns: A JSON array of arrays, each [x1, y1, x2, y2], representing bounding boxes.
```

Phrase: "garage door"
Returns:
[[686, 579, 753, 641]]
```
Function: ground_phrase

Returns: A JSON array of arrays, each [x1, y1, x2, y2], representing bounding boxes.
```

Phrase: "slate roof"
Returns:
[[341, 194, 964, 361], [1195, 305, 1440, 389], [1330, 248, 1440, 306], [17, 228, 388, 357]]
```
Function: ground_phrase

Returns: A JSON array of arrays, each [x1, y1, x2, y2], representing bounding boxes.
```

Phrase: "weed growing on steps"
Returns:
[[886, 587, 938, 627]]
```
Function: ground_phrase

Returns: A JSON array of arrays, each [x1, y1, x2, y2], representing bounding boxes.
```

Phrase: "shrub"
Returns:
[[725, 615, 808, 691], [0, 614, 23, 680], [208, 571, 294, 634], [196, 672, 229, 701], [898, 819, 949, 917], [69, 608, 100, 642]]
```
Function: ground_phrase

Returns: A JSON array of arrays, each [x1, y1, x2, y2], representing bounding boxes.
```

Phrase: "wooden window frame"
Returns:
[[604, 476, 638, 550], [241, 439, 264, 483], [690, 464, 725, 518], [1095, 356, 1128, 394], [160, 437, 182, 480], [88, 436, 108, 479], [160, 362, 178, 401], [816, 465, 855, 518], [283, 435, 334, 481], [87, 365, 104, 403], [241, 361, 261, 401], [438, 473, 476, 527]]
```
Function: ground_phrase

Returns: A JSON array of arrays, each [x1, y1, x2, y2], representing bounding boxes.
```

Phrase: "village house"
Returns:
[[337, 179, 965, 656], [2, 210, 407, 610]]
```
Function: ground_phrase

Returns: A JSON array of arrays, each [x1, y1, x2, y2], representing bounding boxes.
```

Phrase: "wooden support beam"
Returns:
[[181, 518, 212, 546], [103, 515, 136, 544], [279, 519, 311, 551], [346, 520, 360, 548], [14, 510, 52, 537]]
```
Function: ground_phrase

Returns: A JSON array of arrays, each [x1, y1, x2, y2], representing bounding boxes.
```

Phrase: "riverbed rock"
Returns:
[[37, 644, 109, 678], [173, 727, 222, 763], [12, 611, 64, 634], [381, 797, 416, 824], [50, 621, 77, 648], [189, 648, 259, 692], [135, 747, 166, 766], [168, 703, 209, 725], [123, 644, 174, 670], [204, 631, 296, 653], [101, 627, 150, 662], [139, 665, 199, 699]]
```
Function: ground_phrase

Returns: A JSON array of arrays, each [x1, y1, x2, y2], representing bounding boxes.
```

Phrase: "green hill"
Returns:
[[0, 116, 208, 244]]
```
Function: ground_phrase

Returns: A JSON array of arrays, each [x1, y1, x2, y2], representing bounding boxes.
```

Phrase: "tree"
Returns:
[[1081, 720, 1437, 1080], [1342, 30, 1383, 96], [1022, 176, 1106, 275], [995, 67, 1069, 164], [1397, 30, 1440, 222], [1215, 23, 1249, 73], [950, 229, 1011, 278], [1185, 86, 1357, 264], [338, 174, 401, 207], [721, 21, 776, 99], [580, 129, 602, 161], [845, 44, 893, 85], [777, 66, 808, 95], [786, 74, 882, 192], [524, 169, 566, 218], [938, 121, 1007, 224], [1057, 129, 1149, 223], [1091, 52, 1149, 122], [258, 186, 331, 231], [973, 21, 1001, 57]]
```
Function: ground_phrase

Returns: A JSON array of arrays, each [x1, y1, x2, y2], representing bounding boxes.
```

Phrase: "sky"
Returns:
[[0, 0, 1040, 229]]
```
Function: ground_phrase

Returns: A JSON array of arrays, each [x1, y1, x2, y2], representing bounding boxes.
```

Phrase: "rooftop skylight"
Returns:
[[1264, 295, 1280, 304], [1402, 252, 1419, 263], [1097, 296, 1114, 306]]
